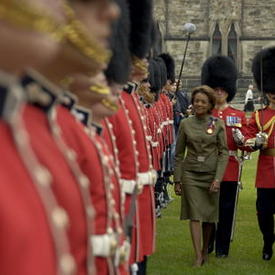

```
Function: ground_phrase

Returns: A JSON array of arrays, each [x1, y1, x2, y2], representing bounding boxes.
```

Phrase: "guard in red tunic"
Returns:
[[102, 1, 142, 264], [0, 1, 88, 274], [20, 1, 122, 273], [243, 46, 275, 261], [0, 75, 75, 275], [201, 55, 248, 257], [125, 1, 155, 273]]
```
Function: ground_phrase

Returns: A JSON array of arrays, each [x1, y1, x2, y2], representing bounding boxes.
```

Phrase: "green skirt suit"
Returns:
[[174, 115, 229, 222]]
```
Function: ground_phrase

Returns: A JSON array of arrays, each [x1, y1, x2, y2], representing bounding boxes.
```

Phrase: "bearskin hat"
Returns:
[[159, 53, 175, 83], [148, 59, 156, 91], [252, 46, 275, 94], [105, 0, 131, 84], [128, 0, 153, 58], [155, 57, 167, 89], [149, 59, 161, 97], [201, 55, 238, 102]]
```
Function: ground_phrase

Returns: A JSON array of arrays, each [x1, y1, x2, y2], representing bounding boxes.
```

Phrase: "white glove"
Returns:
[[232, 128, 244, 146], [255, 132, 268, 148]]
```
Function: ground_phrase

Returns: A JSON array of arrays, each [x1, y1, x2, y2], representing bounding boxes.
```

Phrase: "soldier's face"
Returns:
[[214, 87, 228, 104], [193, 92, 211, 115], [71, 0, 120, 48], [0, 0, 66, 75], [164, 80, 175, 92]]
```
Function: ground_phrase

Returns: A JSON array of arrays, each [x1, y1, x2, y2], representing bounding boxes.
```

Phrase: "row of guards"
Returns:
[[0, 0, 175, 275], [1, 0, 274, 274]]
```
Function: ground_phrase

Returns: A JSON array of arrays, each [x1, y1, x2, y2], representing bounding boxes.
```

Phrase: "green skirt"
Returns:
[[180, 171, 219, 222]]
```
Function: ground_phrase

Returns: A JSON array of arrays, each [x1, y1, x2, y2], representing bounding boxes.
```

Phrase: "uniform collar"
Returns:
[[0, 71, 25, 119], [59, 91, 78, 111], [21, 69, 60, 113], [72, 105, 92, 127], [123, 82, 138, 94], [91, 122, 103, 136]]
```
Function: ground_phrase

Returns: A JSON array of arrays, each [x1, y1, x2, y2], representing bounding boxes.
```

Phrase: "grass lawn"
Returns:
[[148, 152, 275, 275]]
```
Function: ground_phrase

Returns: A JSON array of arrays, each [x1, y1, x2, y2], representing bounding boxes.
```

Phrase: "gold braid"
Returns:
[[62, 2, 111, 67], [0, 0, 65, 41]]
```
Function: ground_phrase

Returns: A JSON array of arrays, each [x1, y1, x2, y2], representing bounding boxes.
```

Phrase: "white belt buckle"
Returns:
[[197, 156, 205, 162]]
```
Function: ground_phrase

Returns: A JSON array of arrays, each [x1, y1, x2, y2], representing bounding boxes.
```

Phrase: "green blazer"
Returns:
[[174, 115, 229, 183]]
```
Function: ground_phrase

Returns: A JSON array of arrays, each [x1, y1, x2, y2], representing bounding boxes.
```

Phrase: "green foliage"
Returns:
[[148, 152, 275, 274]]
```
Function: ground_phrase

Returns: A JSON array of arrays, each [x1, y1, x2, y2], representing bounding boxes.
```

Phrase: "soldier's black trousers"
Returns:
[[137, 256, 147, 275], [215, 181, 238, 255], [256, 188, 275, 251]]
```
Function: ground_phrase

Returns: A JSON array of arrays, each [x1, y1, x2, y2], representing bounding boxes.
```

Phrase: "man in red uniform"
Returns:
[[67, 1, 132, 272], [122, 1, 156, 273], [201, 55, 247, 258], [20, 1, 126, 274], [0, 1, 82, 274], [244, 46, 275, 261]]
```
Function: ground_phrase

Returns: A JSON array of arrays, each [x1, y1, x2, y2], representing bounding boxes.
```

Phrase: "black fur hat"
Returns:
[[201, 55, 238, 102], [105, 0, 131, 84], [148, 59, 156, 91], [128, 0, 153, 58], [149, 59, 161, 96], [159, 53, 175, 83], [155, 57, 167, 89], [252, 46, 275, 94]]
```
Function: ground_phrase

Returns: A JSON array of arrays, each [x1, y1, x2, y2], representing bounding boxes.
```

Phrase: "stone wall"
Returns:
[[153, 0, 275, 96]]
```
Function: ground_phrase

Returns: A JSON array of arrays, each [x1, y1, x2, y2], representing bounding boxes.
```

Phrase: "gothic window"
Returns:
[[228, 24, 237, 64], [212, 24, 222, 55]]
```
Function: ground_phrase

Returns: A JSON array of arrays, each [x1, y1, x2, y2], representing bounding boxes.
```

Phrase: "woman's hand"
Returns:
[[174, 182, 182, 196], [209, 179, 220, 193]]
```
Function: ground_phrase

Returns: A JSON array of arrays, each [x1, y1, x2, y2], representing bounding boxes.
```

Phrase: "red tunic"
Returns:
[[212, 106, 247, 181], [0, 120, 58, 275], [121, 90, 156, 259], [245, 107, 275, 188], [144, 106, 160, 171], [23, 104, 88, 275], [105, 100, 141, 264], [57, 105, 128, 274]]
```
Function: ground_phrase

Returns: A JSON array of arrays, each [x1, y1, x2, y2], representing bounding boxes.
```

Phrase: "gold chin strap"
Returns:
[[132, 56, 148, 74], [89, 84, 110, 96], [62, 2, 111, 67], [101, 98, 119, 112], [0, 0, 65, 41]]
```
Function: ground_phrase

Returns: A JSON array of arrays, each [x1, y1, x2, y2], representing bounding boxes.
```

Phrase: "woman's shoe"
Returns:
[[192, 258, 204, 267]]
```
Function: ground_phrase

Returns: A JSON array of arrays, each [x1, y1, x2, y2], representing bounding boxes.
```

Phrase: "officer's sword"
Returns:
[[230, 151, 250, 242]]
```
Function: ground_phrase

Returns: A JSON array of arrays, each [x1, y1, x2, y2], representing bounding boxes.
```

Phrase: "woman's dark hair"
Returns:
[[191, 85, 216, 114]]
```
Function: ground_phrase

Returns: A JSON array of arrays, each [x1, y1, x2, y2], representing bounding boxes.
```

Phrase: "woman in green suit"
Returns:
[[174, 85, 228, 266]]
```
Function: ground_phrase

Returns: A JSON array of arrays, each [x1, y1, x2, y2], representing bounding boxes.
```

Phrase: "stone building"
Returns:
[[153, 0, 275, 100]]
